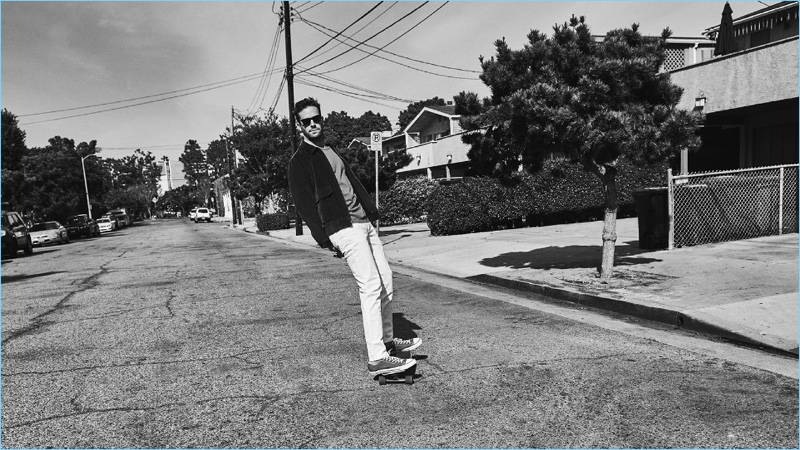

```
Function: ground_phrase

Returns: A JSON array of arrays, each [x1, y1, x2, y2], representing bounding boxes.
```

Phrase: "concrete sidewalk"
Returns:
[[227, 216, 798, 356]]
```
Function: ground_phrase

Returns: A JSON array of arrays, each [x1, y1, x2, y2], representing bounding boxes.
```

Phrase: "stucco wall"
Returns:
[[670, 38, 798, 113]]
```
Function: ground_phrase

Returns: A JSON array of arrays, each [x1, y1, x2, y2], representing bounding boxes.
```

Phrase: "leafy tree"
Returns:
[[338, 143, 413, 193], [322, 110, 393, 151], [453, 91, 490, 117], [17, 137, 109, 222], [2, 109, 27, 171], [206, 139, 229, 180], [103, 149, 161, 219], [321, 111, 357, 151], [228, 112, 294, 212], [317, 109, 408, 192], [157, 184, 201, 216], [179, 139, 207, 186], [2, 109, 28, 210], [458, 16, 702, 279], [396, 97, 447, 131], [178, 139, 216, 208]]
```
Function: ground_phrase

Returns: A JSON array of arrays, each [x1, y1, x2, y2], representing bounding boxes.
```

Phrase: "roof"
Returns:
[[405, 105, 460, 134], [426, 104, 457, 115], [703, 1, 798, 34], [347, 137, 370, 148]]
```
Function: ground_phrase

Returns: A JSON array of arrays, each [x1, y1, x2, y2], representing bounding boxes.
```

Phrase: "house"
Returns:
[[347, 136, 371, 151], [393, 104, 472, 180], [668, 1, 799, 172]]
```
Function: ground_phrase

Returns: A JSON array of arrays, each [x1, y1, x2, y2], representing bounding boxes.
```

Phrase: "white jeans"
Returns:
[[328, 222, 393, 361]]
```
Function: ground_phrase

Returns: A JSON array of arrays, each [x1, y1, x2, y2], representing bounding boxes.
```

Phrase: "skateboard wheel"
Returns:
[[405, 374, 413, 384], [378, 375, 387, 386]]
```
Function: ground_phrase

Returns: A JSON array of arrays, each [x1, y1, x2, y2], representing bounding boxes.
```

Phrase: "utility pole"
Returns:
[[284, 0, 303, 236], [231, 105, 244, 226], [226, 109, 239, 226], [81, 154, 95, 219]]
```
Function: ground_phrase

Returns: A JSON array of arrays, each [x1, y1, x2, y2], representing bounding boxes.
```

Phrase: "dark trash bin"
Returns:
[[633, 187, 668, 250]]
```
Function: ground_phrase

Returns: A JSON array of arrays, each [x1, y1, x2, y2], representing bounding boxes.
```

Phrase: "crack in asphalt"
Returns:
[[165, 291, 177, 318], [5, 400, 189, 429], [2, 267, 109, 345]]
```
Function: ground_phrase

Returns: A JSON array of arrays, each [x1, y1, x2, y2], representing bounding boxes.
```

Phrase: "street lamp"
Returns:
[[81, 154, 95, 219]]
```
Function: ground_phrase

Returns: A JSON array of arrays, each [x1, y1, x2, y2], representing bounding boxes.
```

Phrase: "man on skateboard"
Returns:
[[288, 97, 422, 379]]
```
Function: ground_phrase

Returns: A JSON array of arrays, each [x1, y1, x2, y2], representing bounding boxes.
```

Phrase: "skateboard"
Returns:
[[374, 363, 418, 385]]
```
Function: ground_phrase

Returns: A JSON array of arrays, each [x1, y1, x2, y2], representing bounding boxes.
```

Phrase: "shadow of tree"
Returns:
[[1, 271, 66, 284], [478, 241, 662, 270]]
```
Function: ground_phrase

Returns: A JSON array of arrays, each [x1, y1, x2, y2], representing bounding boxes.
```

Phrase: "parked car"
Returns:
[[107, 209, 131, 227], [96, 217, 116, 233], [101, 215, 120, 230], [30, 221, 69, 246], [66, 214, 100, 238], [194, 207, 212, 223], [2, 211, 33, 257], [188, 208, 198, 220]]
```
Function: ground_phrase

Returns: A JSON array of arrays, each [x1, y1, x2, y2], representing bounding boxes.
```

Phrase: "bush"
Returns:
[[373, 176, 439, 226], [256, 213, 290, 231], [425, 177, 525, 235], [426, 158, 669, 236]]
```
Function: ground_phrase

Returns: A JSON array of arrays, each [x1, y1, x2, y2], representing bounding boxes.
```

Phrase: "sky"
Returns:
[[2, 0, 767, 184]]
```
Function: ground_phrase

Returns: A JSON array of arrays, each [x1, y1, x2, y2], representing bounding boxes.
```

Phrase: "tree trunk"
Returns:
[[599, 166, 619, 280]]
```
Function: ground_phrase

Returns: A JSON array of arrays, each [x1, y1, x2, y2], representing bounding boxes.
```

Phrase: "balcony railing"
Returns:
[[396, 132, 471, 173]]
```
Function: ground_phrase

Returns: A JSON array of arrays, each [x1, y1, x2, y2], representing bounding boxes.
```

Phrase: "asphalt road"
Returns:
[[2, 219, 797, 448]]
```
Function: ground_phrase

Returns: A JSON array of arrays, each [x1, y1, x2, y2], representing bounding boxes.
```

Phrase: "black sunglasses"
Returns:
[[300, 115, 323, 127]]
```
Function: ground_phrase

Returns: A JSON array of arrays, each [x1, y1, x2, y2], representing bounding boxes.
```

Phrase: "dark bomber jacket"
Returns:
[[288, 140, 379, 248]]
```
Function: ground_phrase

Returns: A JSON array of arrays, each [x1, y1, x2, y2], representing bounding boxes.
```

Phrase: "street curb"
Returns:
[[467, 273, 798, 357], [233, 222, 798, 358]]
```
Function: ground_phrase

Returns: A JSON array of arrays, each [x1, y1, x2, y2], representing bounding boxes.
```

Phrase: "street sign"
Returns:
[[370, 131, 382, 153], [371, 131, 382, 232]]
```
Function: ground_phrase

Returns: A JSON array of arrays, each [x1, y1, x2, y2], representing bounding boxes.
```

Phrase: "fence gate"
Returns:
[[667, 164, 799, 249]]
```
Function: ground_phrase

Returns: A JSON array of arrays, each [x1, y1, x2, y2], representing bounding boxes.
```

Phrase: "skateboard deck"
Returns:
[[374, 363, 418, 385]]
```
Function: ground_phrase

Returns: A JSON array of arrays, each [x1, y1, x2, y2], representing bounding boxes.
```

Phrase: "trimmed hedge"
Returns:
[[256, 213, 290, 231], [373, 176, 439, 226], [426, 158, 669, 236]]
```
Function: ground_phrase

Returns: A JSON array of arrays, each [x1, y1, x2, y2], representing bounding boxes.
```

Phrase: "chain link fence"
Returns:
[[668, 164, 798, 248]]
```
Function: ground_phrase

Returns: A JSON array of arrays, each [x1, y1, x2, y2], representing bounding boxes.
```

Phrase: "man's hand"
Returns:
[[324, 243, 343, 258]]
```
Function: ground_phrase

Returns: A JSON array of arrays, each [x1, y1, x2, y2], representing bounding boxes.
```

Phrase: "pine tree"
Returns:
[[458, 15, 703, 279]]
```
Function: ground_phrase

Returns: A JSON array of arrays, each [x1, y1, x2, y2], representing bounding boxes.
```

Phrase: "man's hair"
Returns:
[[293, 97, 321, 120]]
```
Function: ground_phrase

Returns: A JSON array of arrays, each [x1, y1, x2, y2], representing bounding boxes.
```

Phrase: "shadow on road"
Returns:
[[2, 271, 66, 284], [393, 312, 422, 339]]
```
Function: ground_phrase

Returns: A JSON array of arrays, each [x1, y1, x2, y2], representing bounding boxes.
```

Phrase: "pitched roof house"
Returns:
[[393, 104, 472, 180]]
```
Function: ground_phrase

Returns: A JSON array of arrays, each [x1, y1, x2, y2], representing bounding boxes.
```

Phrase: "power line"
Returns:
[[18, 73, 269, 119], [18, 71, 283, 126], [101, 142, 210, 151], [294, 2, 429, 76], [295, 2, 400, 67], [268, 70, 288, 113], [311, 2, 452, 77], [295, 77, 402, 103], [299, 16, 479, 81], [293, 2, 384, 66], [294, 1, 322, 15], [301, 8, 480, 74], [295, 78, 404, 111], [295, 66, 415, 103], [246, 25, 283, 114]]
